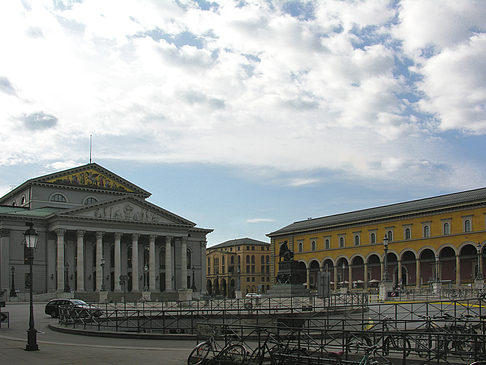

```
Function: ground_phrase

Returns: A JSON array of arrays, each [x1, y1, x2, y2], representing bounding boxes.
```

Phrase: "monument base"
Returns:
[[474, 279, 484, 290], [266, 284, 310, 298], [432, 281, 442, 295], [178, 289, 193, 301], [235, 290, 242, 299], [379, 281, 394, 301]]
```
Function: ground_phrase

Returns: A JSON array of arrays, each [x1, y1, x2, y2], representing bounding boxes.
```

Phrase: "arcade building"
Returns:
[[0, 163, 212, 301], [268, 187, 486, 292]]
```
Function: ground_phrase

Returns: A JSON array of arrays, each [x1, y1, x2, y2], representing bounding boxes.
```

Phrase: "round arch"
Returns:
[[400, 250, 417, 286], [309, 260, 320, 290]]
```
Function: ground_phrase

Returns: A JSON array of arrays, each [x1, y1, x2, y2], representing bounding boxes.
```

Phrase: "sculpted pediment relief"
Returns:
[[75, 202, 174, 224]]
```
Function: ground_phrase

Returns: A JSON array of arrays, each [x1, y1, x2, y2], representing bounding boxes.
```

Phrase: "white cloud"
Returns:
[[0, 0, 485, 191], [246, 218, 276, 224]]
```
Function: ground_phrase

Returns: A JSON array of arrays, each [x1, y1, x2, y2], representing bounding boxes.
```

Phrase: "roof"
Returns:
[[0, 206, 61, 217], [209, 237, 269, 249], [0, 163, 151, 202], [268, 186, 486, 237]]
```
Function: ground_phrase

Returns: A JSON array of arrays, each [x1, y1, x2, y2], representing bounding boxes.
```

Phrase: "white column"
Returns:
[[364, 262, 368, 289], [181, 237, 188, 290], [149, 235, 156, 291], [348, 264, 353, 290], [96, 232, 103, 291], [56, 229, 66, 292], [114, 233, 122, 292], [132, 233, 139, 291], [456, 254, 461, 286], [76, 230, 85, 291], [398, 259, 402, 286], [165, 236, 172, 290]]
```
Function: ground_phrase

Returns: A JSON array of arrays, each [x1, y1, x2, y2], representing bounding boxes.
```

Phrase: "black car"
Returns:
[[45, 299, 102, 318]]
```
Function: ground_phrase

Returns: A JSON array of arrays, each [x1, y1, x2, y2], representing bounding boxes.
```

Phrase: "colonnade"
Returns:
[[54, 229, 193, 293]]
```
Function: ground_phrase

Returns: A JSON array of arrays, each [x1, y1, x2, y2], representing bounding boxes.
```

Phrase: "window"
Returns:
[[387, 230, 393, 242], [443, 222, 450, 235], [339, 237, 345, 248], [298, 242, 303, 252], [21, 196, 26, 205], [405, 228, 411, 240], [311, 240, 316, 251], [464, 219, 472, 233], [370, 232, 376, 244], [207, 257, 210, 275], [251, 246, 255, 250], [325, 238, 330, 249], [423, 225, 430, 238], [84, 197, 98, 205], [354, 235, 360, 246], [50, 193, 67, 202]]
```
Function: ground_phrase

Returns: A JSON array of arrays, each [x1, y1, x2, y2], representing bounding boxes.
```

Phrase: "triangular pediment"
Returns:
[[34, 163, 150, 197], [59, 196, 195, 226]]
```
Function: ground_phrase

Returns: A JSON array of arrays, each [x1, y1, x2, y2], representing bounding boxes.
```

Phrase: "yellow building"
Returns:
[[206, 238, 270, 297], [267, 187, 486, 291]]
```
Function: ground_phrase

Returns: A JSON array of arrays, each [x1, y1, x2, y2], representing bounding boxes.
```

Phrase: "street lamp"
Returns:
[[10, 266, 16, 297], [477, 242, 483, 280], [24, 222, 39, 351], [143, 264, 149, 291], [383, 234, 389, 282], [64, 262, 70, 292], [101, 257, 106, 291]]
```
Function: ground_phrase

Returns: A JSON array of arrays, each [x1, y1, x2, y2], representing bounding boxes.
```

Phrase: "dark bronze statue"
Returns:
[[278, 241, 294, 262]]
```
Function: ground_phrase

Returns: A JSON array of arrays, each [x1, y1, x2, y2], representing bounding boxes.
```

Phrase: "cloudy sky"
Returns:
[[1, 0, 486, 246]]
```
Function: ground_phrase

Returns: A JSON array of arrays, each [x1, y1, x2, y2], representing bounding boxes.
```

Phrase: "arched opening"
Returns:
[[336, 258, 349, 288], [401, 251, 416, 286], [351, 256, 364, 289], [460, 244, 478, 283], [296, 261, 307, 285], [309, 260, 320, 290], [367, 254, 381, 287], [439, 247, 456, 284], [206, 280, 213, 295], [386, 252, 398, 285], [419, 249, 435, 285]]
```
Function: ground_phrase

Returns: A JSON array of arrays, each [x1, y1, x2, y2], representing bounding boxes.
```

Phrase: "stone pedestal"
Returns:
[[235, 290, 242, 299], [432, 281, 442, 295], [266, 284, 310, 298], [379, 281, 394, 301], [98, 290, 108, 303], [178, 289, 193, 302], [474, 279, 484, 290], [340, 287, 348, 294], [142, 291, 151, 301]]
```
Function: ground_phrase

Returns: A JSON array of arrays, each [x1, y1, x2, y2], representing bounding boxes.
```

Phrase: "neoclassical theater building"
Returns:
[[0, 163, 212, 301], [268, 188, 486, 291]]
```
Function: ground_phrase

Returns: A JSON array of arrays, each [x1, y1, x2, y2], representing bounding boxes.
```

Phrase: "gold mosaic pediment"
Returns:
[[46, 169, 133, 193]]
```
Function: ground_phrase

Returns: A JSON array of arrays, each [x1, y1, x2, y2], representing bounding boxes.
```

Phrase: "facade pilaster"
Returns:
[[149, 235, 156, 291], [165, 236, 172, 291], [56, 229, 66, 292], [306, 267, 310, 290], [416, 258, 421, 288], [76, 230, 85, 291], [348, 264, 353, 290], [131, 233, 139, 291], [333, 265, 338, 291], [96, 232, 104, 291], [364, 262, 368, 289], [456, 254, 461, 286], [114, 233, 122, 291]]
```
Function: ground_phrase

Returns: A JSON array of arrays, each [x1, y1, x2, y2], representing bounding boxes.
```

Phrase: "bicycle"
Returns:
[[187, 328, 247, 365], [413, 314, 451, 359], [444, 313, 486, 362], [347, 317, 411, 357], [357, 344, 393, 365]]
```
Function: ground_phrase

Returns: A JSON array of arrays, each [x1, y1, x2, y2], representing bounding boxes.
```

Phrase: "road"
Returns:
[[0, 302, 195, 364]]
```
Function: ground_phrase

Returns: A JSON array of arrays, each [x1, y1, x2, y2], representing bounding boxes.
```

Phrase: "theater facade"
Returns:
[[0, 163, 212, 301], [268, 188, 486, 291]]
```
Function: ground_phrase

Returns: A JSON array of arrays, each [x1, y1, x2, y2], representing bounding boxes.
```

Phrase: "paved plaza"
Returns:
[[0, 302, 193, 364]]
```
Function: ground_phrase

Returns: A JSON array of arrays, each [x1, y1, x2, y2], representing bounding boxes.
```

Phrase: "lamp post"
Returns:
[[24, 222, 39, 351], [64, 262, 70, 292], [383, 235, 389, 282], [143, 264, 149, 291], [435, 254, 440, 282], [101, 257, 106, 291], [477, 243, 483, 280], [10, 266, 16, 297]]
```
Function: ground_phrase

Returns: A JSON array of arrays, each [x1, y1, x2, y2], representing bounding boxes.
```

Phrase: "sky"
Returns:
[[1, 0, 486, 247]]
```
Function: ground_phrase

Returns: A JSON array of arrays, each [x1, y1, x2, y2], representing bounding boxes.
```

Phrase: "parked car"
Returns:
[[45, 299, 102, 318], [245, 293, 261, 298]]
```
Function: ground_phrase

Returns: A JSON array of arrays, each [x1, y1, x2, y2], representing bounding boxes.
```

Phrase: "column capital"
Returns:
[[77, 230, 86, 238], [132, 233, 140, 240], [96, 231, 104, 240], [149, 234, 157, 241], [114, 232, 122, 240], [55, 229, 66, 237]]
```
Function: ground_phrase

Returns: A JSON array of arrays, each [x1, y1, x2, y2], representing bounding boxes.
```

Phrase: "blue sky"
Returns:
[[1, 0, 486, 247]]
